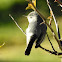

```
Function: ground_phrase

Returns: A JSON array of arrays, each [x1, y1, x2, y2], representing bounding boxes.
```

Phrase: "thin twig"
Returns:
[[39, 45, 62, 55], [46, 33, 56, 52], [46, 0, 61, 39], [9, 14, 26, 35], [40, 21, 45, 25], [54, 0, 62, 5]]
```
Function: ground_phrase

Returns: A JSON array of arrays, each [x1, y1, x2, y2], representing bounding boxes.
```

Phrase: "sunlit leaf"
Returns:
[[47, 10, 53, 25], [26, 0, 36, 10]]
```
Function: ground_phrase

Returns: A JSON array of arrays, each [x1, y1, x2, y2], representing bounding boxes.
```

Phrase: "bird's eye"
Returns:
[[30, 16, 32, 18]]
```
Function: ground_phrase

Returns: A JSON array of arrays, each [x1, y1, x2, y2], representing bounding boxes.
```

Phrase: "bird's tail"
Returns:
[[25, 34, 37, 55]]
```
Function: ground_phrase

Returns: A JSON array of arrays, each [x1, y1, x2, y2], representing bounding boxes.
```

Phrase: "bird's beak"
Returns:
[[23, 15, 27, 18]]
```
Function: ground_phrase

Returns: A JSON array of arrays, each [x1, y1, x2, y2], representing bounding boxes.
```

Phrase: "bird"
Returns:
[[25, 11, 47, 55]]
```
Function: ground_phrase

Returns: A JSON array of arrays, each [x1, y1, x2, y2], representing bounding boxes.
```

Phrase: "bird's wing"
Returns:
[[35, 32, 46, 48]]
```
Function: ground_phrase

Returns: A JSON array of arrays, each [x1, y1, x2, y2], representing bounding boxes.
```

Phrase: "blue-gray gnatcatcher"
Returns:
[[25, 11, 47, 55]]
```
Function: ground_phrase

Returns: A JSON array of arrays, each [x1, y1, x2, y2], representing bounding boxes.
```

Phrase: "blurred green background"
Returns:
[[0, 0, 62, 62]]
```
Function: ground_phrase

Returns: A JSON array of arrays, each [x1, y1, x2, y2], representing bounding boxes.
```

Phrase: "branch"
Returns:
[[9, 14, 26, 35]]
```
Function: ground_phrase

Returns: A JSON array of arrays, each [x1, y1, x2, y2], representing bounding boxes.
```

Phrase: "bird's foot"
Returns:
[[35, 44, 40, 48]]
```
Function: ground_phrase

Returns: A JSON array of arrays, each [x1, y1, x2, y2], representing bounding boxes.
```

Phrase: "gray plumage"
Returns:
[[25, 11, 47, 55]]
